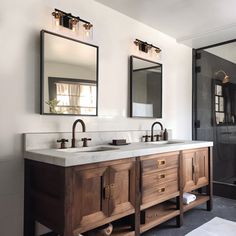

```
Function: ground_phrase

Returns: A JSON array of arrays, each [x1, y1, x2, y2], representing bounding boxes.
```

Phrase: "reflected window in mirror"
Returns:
[[41, 30, 98, 116], [48, 77, 96, 115], [130, 56, 162, 118]]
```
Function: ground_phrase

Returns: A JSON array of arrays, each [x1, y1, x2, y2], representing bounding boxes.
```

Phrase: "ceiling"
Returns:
[[95, 0, 236, 48]]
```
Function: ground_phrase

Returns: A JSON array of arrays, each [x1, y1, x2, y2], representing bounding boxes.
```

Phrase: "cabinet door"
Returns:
[[108, 160, 135, 216], [195, 148, 209, 188], [182, 151, 195, 192], [72, 166, 109, 232]]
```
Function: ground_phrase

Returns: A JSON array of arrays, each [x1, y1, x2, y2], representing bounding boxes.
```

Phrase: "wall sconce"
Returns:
[[52, 9, 93, 39], [215, 70, 230, 84], [134, 39, 161, 56]]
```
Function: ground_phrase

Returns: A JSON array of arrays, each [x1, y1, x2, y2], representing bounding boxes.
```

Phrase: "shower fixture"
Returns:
[[215, 70, 230, 84]]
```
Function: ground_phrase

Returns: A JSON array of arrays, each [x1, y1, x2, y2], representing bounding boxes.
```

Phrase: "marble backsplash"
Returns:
[[24, 129, 172, 151]]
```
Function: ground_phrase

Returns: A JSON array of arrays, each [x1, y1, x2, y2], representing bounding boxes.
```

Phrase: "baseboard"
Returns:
[[213, 182, 236, 200]]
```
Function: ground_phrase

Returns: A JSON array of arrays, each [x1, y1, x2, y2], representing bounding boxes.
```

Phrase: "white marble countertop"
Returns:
[[24, 140, 213, 167]]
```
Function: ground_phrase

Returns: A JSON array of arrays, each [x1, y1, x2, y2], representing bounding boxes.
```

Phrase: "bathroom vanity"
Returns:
[[24, 140, 213, 236]]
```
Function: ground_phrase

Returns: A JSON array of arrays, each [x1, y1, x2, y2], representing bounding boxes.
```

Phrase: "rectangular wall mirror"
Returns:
[[40, 30, 99, 116], [130, 56, 162, 118]]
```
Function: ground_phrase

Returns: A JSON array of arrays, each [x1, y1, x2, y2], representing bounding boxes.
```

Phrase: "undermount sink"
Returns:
[[57, 146, 119, 153], [147, 140, 184, 145]]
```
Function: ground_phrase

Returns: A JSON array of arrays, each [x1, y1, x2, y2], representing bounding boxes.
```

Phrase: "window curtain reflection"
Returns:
[[55, 82, 96, 114]]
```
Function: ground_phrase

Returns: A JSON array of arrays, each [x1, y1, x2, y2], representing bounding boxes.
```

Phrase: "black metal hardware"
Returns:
[[54, 8, 91, 25], [134, 39, 161, 53], [71, 119, 86, 148], [153, 134, 160, 141], [195, 120, 200, 128], [81, 137, 92, 147], [196, 66, 201, 73], [151, 121, 164, 141], [196, 52, 201, 60], [57, 139, 68, 149], [142, 135, 151, 142]]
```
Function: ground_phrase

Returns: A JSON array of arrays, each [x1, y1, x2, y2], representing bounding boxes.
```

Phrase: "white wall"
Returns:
[[0, 0, 192, 235]]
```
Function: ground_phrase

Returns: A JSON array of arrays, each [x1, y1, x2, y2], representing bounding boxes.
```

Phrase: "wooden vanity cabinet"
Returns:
[[71, 165, 110, 233], [24, 147, 212, 236], [72, 159, 136, 234], [182, 148, 209, 192], [24, 158, 136, 236]]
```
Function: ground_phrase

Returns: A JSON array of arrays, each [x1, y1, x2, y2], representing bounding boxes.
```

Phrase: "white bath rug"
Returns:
[[186, 217, 236, 236]]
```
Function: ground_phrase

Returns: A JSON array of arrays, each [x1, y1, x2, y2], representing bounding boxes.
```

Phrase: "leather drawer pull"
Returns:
[[158, 187, 165, 193], [104, 185, 110, 199], [110, 184, 115, 199], [104, 184, 116, 199], [157, 160, 166, 166], [158, 174, 166, 179]]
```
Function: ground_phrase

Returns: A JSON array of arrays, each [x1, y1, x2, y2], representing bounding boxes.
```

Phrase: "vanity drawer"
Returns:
[[142, 180, 178, 205], [141, 152, 179, 174], [142, 167, 178, 188]]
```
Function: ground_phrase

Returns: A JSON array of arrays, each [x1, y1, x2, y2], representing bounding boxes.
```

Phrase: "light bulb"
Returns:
[[69, 18, 78, 32], [134, 40, 140, 52], [83, 23, 93, 40], [52, 11, 62, 28]]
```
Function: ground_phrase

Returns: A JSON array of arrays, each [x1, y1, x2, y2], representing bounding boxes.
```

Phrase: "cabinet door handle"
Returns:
[[158, 174, 166, 179], [158, 187, 165, 193], [157, 160, 166, 167], [104, 185, 110, 199], [110, 184, 115, 199]]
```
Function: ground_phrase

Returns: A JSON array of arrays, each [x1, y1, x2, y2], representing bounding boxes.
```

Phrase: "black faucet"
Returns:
[[151, 121, 164, 141], [71, 119, 91, 148]]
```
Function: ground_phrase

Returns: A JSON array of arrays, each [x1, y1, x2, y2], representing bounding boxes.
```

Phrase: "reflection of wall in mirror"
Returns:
[[132, 70, 161, 118], [133, 71, 147, 103], [147, 72, 162, 117]]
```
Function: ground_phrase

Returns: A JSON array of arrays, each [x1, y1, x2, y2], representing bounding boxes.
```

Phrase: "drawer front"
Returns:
[[142, 168, 178, 188], [141, 202, 177, 224], [141, 153, 179, 174], [142, 180, 178, 205]]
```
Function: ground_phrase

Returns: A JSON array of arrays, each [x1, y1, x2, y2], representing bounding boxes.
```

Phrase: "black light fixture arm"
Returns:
[[54, 8, 91, 24], [134, 39, 161, 52]]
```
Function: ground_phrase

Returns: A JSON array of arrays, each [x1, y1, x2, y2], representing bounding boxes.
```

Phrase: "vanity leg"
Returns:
[[176, 196, 183, 227], [207, 147, 213, 211], [177, 152, 183, 227], [24, 160, 35, 236], [134, 157, 141, 235]]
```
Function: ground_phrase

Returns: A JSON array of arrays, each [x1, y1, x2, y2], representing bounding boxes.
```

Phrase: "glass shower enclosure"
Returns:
[[193, 40, 236, 199]]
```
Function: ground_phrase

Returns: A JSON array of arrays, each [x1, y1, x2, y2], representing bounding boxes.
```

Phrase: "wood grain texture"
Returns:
[[24, 147, 213, 236]]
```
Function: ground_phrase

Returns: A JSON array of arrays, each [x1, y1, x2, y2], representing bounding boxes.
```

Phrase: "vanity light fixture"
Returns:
[[215, 70, 230, 84], [52, 9, 93, 39], [134, 39, 161, 56]]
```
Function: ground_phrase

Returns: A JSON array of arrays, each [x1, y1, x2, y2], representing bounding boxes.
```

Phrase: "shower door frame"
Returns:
[[192, 38, 236, 199]]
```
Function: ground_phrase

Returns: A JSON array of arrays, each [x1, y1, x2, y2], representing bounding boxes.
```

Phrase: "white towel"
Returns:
[[183, 192, 196, 205]]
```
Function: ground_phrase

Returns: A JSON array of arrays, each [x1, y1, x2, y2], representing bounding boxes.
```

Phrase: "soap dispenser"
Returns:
[[163, 129, 168, 141]]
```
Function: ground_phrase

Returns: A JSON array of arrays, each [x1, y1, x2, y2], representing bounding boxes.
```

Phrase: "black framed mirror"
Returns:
[[130, 56, 162, 118], [40, 30, 99, 116]]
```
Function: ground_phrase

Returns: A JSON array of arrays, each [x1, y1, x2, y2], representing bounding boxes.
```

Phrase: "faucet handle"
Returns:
[[81, 137, 92, 147], [57, 139, 69, 149], [142, 135, 151, 142], [153, 134, 161, 141]]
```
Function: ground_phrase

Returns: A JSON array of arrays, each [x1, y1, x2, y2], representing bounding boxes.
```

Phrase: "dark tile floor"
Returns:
[[143, 196, 236, 236]]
